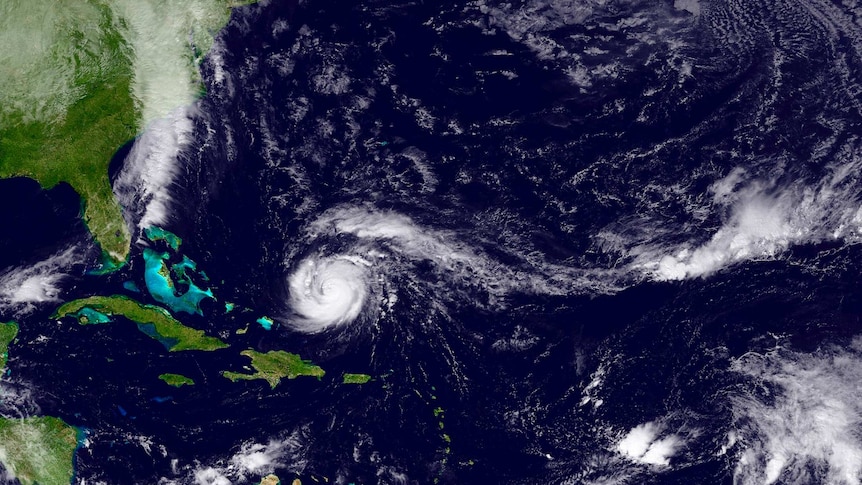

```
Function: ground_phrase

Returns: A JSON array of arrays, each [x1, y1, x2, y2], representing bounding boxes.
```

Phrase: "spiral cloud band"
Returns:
[[287, 255, 370, 333]]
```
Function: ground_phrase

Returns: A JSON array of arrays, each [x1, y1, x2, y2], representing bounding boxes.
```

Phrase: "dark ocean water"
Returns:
[[0, 179, 90, 269]]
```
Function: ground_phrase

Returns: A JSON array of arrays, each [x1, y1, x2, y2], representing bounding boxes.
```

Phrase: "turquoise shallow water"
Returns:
[[74, 307, 112, 324], [256, 316, 274, 330], [142, 247, 213, 315], [144, 226, 182, 252]]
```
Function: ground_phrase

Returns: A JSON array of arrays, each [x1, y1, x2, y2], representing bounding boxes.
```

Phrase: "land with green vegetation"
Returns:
[[159, 373, 195, 387], [259, 475, 281, 485], [342, 373, 372, 384], [0, 321, 19, 370], [0, 416, 79, 485], [53, 295, 228, 351], [0, 0, 256, 267], [222, 350, 325, 388]]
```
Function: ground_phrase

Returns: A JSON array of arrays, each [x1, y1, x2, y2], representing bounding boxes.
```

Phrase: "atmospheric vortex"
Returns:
[[287, 255, 370, 333]]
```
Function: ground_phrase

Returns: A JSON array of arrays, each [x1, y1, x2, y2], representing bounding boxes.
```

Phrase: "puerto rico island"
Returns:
[[222, 350, 325, 388], [53, 295, 228, 352], [342, 373, 372, 385]]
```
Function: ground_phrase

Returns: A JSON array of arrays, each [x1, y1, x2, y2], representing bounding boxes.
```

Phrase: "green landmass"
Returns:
[[259, 475, 281, 485], [222, 350, 325, 388], [0, 0, 257, 268], [0, 321, 19, 371], [0, 416, 78, 485], [158, 373, 195, 387], [342, 373, 372, 384], [0, 67, 136, 265], [53, 295, 228, 351]]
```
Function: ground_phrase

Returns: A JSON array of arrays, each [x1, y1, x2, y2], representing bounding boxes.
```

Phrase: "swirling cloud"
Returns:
[[287, 255, 371, 333]]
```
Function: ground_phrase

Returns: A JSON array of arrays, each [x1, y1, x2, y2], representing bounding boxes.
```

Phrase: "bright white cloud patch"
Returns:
[[284, 205, 630, 333], [229, 441, 289, 473], [731, 343, 862, 485], [114, 106, 194, 233], [287, 255, 371, 333], [313, 206, 614, 289], [0, 247, 81, 316], [289, 206, 614, 333], [616, 422, 681, 467], [649, 189, 799, 280], [194, 467, 230, 485], [189, 435, 306, 484], [636, 142, 862, 280]]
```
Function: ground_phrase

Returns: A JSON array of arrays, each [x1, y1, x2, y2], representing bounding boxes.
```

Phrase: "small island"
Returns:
[[159, 373, 195, 387], [0, 416, 79, 485], [0, 321, 19, 370], [256, 316, 274, 330], [53, 295, 228, 352], [342, 373, 372, 384], [259, 475, 281, 485], [222, 350, 325, 388]]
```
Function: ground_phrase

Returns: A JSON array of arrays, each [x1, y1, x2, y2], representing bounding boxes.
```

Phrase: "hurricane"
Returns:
[[287, 255, 372, 333]]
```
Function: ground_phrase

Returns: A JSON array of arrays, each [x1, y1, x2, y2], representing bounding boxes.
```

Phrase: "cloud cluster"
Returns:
[[616, 421, 682, 467], [0, 246, 81, 316], [730, 343, 862, 484]]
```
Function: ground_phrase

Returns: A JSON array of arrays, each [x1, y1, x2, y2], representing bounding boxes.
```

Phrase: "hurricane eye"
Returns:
[[287, 256, 370, 332]]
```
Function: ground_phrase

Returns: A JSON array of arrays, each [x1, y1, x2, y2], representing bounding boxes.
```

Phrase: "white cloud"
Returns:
[[194, 467, 230, 485], [109, 0, 233, 126], [616, 422, 681, 467], [113, 106, 194, 234], [287, 256, 370, 333], [647, 188, 800, 280], [309, 205, 616, 295], [591, 133, 862, 284], [639, 436, 681, 466], [0, 246, 81, 316], [229, 441, 289, 473], [731, 343, 862, 485], [188, 434, 306, 484], [617, 422, 658, 458]]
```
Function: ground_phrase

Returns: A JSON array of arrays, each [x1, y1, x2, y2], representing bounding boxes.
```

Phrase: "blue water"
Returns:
[[74, 307, 112, 324], [142, 248, 214, 315], [0, 178, 93, 269], [123, 281, 141, 293], [255, 316, 274, 330]]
